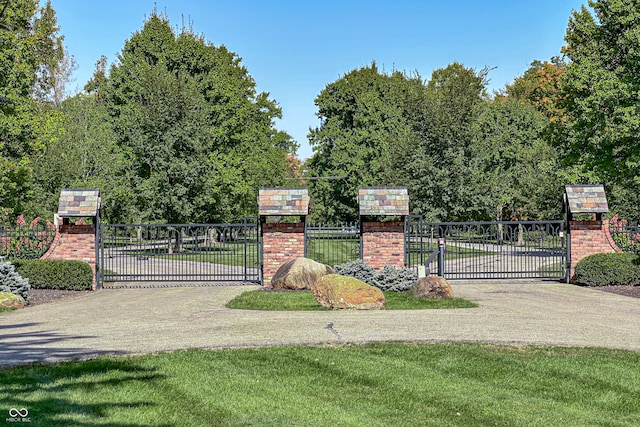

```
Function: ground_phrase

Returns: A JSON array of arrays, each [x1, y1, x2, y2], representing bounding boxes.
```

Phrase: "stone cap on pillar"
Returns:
[[358, 187, 409, 217], [57, 189, 101, 217], [258, 188, 309, 216], [564, 184, 608, 214]]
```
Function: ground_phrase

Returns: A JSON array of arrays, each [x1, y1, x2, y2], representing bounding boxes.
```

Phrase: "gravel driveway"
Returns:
[[1, 281, 639, 367]]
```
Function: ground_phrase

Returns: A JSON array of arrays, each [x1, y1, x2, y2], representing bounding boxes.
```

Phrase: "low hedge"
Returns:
[[573, 253, 640, 287], [11, 259, 93, 291]]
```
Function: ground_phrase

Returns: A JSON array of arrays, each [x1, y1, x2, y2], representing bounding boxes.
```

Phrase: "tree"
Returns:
[[561, 0, 640, 190], [99, 12, 293, 223], [471, 98, 561, 221], [391, 62, 489, 221], [0, 0, 67, 219], [306, 63, 419, 221]]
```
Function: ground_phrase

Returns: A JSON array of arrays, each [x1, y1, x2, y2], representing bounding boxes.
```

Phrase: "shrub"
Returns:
[[334, 260, 417, 292], [573, 253, 640, 287], [11, 259, 93, 291], [0, 257, 30, 303]]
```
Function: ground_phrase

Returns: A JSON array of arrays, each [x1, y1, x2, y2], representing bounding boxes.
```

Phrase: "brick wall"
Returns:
[[361, 221, 405, 270], [569, 219, 620, 280], [261, 222, 305, 285], [41, 223, 97, 289]]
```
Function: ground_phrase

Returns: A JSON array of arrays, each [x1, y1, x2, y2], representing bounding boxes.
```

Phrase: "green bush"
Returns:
[[334, 260, 417, 292], [573, 253, 640, 287], [11, 259, 93, 291], [0, 258, 30, 302]]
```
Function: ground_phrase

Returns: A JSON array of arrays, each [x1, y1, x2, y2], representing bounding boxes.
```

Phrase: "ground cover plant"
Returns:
[[226, 289, 477, 310], [0, 343, 638, 426]]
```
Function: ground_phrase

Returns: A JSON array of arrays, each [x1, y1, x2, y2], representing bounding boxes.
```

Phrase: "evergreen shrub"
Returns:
[[12, 259, 93, 291], [0, 257, 30, 302], [334, 260, 417, 292], [573, 253, 640, 287]]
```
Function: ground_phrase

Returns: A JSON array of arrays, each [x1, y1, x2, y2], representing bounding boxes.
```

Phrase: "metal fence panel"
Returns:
[[406, 219, 567, 280], [0, 222, 57, 260], [99, 219, 260, 287], [304, 222, 361, 268]]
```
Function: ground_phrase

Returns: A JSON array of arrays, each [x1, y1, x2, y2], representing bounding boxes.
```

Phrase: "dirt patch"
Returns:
[[27, 288, 93, 306]]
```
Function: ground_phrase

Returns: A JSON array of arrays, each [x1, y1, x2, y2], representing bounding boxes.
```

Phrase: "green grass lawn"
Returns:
[[226, 289, 477, 310], [1, 343, 638, 426]]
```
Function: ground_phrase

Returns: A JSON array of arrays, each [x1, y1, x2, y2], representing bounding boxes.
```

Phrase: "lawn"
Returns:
[[1, 343, 638, 426], [226, 289, 477, 310]]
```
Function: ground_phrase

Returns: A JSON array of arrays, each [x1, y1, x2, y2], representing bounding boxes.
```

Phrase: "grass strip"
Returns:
[[0, 343, 638, 426], [226, 289, 477, 310]]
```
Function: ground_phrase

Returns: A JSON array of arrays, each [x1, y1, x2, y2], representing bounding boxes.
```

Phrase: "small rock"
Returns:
[[271, 257, 334, 290], [0, 292, 25, 310], [311, 274, 385, 310], [410, 276, 454, 299]]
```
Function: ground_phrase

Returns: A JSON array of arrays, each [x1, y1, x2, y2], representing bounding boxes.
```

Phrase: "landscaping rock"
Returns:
[[271, 257, 334, 290], [311, 274, 385, 309], [0, 292, 25, 310], [410, 276, 454, 299]]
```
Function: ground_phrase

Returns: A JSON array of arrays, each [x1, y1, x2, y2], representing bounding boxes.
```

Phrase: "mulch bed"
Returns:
[[27, 289, 93, 306], [593, 285, 640, 299], [24, 285, 640, 307]]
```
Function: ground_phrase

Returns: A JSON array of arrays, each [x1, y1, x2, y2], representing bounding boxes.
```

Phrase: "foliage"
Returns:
[[389, 62, 490, 221], [226, 289, 476, 310], [306, 63, 420, 221], [99, 12, 294, 223], [561, 0, 640, 190], [12, 259, 93, 290], [0, 257, 30, 302], [573, 252, 640, 286], [470, 97, 562, 220], [0, 215, 56, 259], [0, 344, 638, 425], [0, 0, 69, 218], [334, 260, 417, 292]]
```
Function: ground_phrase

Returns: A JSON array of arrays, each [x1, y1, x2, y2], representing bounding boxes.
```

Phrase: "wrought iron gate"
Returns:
[[98, 218, 260, 287], [405, 218, 567, 280], [304, 221, 361, 268]]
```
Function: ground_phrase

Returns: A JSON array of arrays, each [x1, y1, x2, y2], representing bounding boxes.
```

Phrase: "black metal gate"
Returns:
[[98, 218, 260, 288], [304, 221, 361, 268], [405, 217, 567, 280]]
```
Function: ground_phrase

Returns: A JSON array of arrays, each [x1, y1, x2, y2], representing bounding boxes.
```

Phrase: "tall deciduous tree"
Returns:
[[471, 98, 561, 221], [561, 0, 640, 189], [0, 0, 66, 219], [99, 13, 293, 223], [391, 62, 489, 221], [307, 63, 419, 221]]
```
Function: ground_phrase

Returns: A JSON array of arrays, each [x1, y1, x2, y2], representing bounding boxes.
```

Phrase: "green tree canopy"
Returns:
[[99, 12, 294, 223], [0, 0, 66, 219], [391, 62, 489, 221], [306, 63, 420, 221], [561, 0, 640, 188]]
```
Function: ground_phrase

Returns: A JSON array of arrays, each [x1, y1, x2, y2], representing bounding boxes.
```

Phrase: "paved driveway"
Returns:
[[1, 281, 639, 367]]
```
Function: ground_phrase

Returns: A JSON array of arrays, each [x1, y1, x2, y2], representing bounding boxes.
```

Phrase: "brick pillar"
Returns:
[[41, 223, 97, 289], [361, 221, 405, 270], [569, 219, 620, 280], [261, 221, 305, 286]]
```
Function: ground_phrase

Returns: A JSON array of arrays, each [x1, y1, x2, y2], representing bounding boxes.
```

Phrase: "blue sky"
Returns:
[[49, 0, 585, 159]]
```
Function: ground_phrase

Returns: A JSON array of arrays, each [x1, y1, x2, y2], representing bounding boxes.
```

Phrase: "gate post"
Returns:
[[359, 187, 409, 270], [40, 189, 101, 289], [259, 188, 309, 286], [565, 185, 619, 281]]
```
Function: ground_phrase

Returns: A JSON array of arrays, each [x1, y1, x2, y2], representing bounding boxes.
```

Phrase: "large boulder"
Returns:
[[410, 276, 454, 299], [0, 292, 25, 310], [311, 274, 385, 310], [271, 257, 334, 290]]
